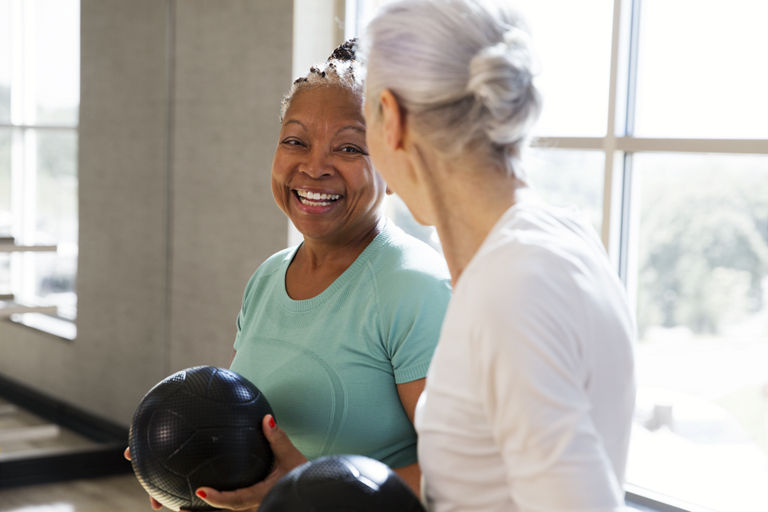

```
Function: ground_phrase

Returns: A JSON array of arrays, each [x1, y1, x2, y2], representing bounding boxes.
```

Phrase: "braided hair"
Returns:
[[279, 39, 363, 121]]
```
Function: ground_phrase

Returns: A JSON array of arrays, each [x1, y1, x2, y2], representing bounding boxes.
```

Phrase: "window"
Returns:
[[352, 0, 768, 510], [0, 0, 79, 324], [628, 152, 768, 511]]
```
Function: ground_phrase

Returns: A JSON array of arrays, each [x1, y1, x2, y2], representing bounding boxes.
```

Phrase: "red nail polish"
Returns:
[[196, 490, 207, 499], [268, 416, 276, 429]]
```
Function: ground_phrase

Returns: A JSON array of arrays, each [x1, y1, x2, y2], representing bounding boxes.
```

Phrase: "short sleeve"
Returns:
[[232, 255, 283, 353], [378, 268, 452, 384]]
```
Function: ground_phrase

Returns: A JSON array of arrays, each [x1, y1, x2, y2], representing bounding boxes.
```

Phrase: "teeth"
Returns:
[[296, 190, 341, 201]]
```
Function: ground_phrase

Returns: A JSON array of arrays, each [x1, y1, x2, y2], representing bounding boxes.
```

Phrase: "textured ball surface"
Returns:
[[129, 366, 274, 511], [260, 454, 425, 512]]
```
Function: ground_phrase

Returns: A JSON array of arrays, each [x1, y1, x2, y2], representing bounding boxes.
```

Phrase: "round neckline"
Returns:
[[278, 222, 394, 312]]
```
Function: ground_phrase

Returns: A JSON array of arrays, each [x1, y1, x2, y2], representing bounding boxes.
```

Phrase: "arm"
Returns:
[[477, 266, 627, 510], [393, 378, 425, 496]]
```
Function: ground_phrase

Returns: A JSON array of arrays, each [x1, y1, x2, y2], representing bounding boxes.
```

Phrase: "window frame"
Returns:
[[527, 0, 768, 509], [1, 0, 79, 334]]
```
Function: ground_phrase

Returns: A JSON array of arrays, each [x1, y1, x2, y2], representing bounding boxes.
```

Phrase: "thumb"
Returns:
[[263, 414, 306, 470]]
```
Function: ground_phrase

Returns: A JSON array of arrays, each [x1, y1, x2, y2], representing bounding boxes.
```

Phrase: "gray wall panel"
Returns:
[[0, 0, 292, 426], [169, 1, 290, 371]]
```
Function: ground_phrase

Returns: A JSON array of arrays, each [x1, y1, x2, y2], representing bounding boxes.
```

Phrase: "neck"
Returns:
[[415, 149, 524, 286], [298, 218, 382, 271]]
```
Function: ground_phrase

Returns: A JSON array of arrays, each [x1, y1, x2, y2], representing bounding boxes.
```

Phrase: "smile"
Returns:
[[294, 189, 342, 207]]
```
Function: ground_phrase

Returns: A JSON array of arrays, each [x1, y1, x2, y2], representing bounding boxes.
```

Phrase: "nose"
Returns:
[[299, 148, 334, 179]]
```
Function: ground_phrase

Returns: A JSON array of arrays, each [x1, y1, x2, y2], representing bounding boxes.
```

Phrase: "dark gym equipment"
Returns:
[[129, 366, 274, 511], [260, 454, 426, 512]]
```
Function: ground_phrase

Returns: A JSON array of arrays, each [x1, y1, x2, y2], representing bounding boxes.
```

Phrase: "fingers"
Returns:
[[191, 461, 288, 510], [189, 415, 303, 512], [124, 447, 131, 461], [191, 485, 266, 511]]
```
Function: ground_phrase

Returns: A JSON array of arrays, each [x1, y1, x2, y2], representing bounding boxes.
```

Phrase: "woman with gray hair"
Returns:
[[363, 1, 636, 510]]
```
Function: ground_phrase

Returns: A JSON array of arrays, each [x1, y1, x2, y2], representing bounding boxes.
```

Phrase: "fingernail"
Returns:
[[196, 490, 207, 499], [268, 416, 276, 429]]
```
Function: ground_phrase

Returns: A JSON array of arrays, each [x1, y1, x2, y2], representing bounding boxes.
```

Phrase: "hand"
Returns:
[[182, 414, 307, 512], [123, 447, 164, 510]]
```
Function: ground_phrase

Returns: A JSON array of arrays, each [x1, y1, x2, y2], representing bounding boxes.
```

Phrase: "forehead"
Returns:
[[283, 86, 365, 127]]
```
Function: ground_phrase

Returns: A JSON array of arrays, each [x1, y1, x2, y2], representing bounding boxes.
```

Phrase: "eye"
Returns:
[[281, 137, 305, 148], [338, 144, 368, 155]]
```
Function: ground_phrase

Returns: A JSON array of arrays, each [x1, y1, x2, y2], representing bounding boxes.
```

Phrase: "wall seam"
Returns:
[[163, 0, 176, 377]]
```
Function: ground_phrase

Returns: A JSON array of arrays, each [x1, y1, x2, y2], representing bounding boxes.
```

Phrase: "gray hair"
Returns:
[[280, 39, 364, 121], [362, 0, 541, 178]]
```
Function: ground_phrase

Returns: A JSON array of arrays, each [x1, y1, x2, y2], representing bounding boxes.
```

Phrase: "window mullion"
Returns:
[[19, 127, 37, 302], [602, 0, 633, 272]]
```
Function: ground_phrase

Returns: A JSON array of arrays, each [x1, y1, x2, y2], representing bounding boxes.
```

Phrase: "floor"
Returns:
[[0, 397, 150, 511], [0, 399, 99, 459], [0, 475, 150, 512]]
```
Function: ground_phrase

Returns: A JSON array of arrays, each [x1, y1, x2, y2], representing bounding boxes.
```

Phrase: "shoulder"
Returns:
[[242, 246, 296, 297], [471, 203, 604, 299], [454, 202, 619, 357], [366, 221, 451, 294], [455, 205, 605, 341]]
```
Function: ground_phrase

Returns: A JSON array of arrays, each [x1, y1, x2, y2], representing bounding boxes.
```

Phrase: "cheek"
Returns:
[[270, 161, 291, 210]]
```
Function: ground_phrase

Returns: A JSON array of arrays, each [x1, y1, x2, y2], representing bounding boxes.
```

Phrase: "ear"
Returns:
[[379, 89, 406, 151]]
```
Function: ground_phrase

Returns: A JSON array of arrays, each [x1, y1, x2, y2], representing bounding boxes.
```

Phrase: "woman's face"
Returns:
[[365, 91, 433, 226], [272, 86, 386, 244]]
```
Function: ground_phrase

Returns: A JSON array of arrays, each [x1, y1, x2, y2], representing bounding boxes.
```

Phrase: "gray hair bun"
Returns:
[[467, 27, 541, 146]]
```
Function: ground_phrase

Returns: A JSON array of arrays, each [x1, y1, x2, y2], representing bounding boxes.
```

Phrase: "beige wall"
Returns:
[[0, 0, 292, 426]]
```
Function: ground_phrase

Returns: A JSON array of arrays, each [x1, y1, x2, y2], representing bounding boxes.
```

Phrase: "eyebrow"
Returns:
[[283, 119, 305, 129], [339, 125, 366, 135], [283, 120, 366, 135]]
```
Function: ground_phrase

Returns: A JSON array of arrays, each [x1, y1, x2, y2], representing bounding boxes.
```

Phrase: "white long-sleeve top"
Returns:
[[416, 199, 636, 512]]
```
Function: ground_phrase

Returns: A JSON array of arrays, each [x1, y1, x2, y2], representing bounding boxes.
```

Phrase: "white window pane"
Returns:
[[32, 0, 80, 125], [0, 0, 10, 123], [515, 0, 613, 137], [35, 129, 77, 244], [0, 255, 8, 293], [635, 0, 768, 138], [0, 128, 7, 294], [25, 129, 77, 309], [384, 194, 442, 253], [0, 128, 9, 234], [29, 251, 76, 310], [526, 148, 604, 234], [628, 153, 768, 511]]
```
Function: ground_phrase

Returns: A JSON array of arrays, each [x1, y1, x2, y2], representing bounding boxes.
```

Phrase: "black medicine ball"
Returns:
[[260, 454, 426, 512], [129, 366, 274, 511]]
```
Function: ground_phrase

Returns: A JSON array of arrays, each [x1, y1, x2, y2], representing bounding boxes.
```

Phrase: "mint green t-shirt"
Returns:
[[230, 222, 451, 468]]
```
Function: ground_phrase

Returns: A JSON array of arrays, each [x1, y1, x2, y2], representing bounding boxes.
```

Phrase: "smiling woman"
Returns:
[[127, 40, 452, 512], [271, 85, 386, 254]]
